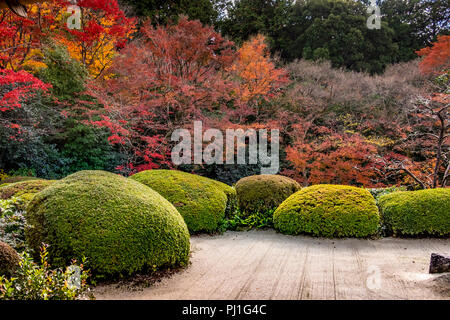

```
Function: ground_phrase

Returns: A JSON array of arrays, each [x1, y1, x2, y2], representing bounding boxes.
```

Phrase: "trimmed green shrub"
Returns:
[[130, 170, 236, 233], [235, 175, 301, 214], [0, 241, 20, 276], [26, 170, 190, 277], [274, 184, 380, 238], [0, 180, 55, 206], [378, 188, 450, 236]]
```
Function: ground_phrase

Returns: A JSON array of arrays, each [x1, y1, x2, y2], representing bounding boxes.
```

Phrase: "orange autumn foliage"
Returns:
[[230, 34, 288, 104], [416, 35, 450, 75], [285, 129, 379, 187]]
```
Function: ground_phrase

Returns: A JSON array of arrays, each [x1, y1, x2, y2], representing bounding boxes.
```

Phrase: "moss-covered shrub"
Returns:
[[26, 170, 190, 277], [378, 188, 450, 236], [274, 184, 380, 238], [0, 180, 55, 207], [1, 176, 39, 185], [130, 170, 236, 233], [0, 241, 20, 276], [235, 175, 301, 214]]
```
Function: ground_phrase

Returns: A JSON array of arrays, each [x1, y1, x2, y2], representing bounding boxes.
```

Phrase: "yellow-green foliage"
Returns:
[[378, 188, 450, 236], [130, 170, 236, 233], [25, 170, 190, 277], [0, 180, 55, 207], [235, 175, 301, 214], [274, 185, 380, 238]]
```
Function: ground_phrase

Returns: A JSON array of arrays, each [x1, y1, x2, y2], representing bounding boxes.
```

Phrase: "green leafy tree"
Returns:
[[219, 0, 294, 52], [38, 44, 88, 102], [285, 0, 398, 73], [121, 0, 218, 25], [380, 0, 450, 62]]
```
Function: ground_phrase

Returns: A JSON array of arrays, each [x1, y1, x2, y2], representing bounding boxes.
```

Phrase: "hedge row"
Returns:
[[5, 169, 447, 279], [131, 170, 236, 233], [26, 170, 190, 277]]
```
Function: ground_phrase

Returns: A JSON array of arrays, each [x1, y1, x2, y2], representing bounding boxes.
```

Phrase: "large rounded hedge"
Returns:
[[273, 184, 380, 238], [25, 170, 190, 276], [0, 179, 55, 205], [378, 188, 450, 236], [235, 175, 301, 214], [0, 241, 20, 276], [130, 170, 236, 233]]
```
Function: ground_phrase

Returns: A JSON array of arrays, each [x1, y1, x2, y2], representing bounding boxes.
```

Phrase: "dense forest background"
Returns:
[[0, 0, 449, 188]]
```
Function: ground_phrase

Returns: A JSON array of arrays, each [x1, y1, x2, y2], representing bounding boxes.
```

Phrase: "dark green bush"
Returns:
[[219, 209, 274, 232], [274, 184, 380, 238], [130, 170, 237, 233], [235, 175, 301, 214], [26, 170, 190, 277], [378, 188, 450, 236], [38, 43, 88, 102], [0, 241, 20, 276]]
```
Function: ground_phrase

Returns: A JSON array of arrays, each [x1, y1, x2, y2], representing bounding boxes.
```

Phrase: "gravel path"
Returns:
[[94, 230, 450, 300]]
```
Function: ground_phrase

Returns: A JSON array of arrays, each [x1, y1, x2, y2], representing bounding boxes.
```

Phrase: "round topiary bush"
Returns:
[[235, 175, 301, 214], [273, 184, 380, 238], [378, 188, 450, 236], [130, 170, 236, 233], [25, 170, 190, 277], [0, 180, 55, 205], [0, 241, 20, 276]]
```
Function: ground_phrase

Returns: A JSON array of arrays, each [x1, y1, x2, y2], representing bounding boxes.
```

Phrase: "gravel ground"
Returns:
[[93, 230, 450, 300]]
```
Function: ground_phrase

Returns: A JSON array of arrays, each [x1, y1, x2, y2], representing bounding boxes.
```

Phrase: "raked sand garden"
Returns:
[[93, 230, 450, 300], [1, 170, 449, 300]]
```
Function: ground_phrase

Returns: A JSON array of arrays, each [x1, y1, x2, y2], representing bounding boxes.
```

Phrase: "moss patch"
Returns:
[[0, 180, 55, 207], [1, 176, 39, 184], [378, 188, 450, 236], [25, 170, 190, 277], [236, 175, 301, 214], [274, 184, 380, 238], [130, 170, 236, 233]]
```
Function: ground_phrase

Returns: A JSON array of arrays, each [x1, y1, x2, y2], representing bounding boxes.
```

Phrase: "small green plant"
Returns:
[[219, 209, 274, 232], [0, 198, 28, 251], [368, 186, 407, 203], [0, 244, 91, 300]]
